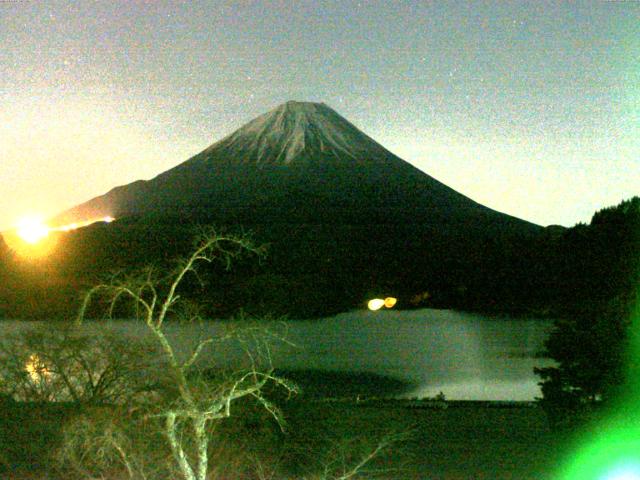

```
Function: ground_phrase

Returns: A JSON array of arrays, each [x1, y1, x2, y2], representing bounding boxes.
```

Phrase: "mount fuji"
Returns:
[[44, 101, 542, 317], [55, 101, 537, 233]]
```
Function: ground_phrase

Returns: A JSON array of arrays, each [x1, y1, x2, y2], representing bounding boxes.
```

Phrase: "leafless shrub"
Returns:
[[290, 431, 411, 480], [0, 324, 162, 404]]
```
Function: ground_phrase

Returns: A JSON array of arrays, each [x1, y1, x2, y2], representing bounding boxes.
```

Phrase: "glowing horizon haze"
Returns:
[[1, 2, 638, 231]]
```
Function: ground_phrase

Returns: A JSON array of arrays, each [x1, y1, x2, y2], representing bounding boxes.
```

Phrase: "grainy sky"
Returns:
[[1, 1, 638, 230]]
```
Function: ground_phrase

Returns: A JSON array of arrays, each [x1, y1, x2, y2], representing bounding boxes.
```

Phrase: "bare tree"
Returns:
[[75, 231, 295, 480]]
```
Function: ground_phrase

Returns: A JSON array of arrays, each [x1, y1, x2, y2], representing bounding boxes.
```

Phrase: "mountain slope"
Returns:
[[54, 101, 537, 233], [37, 101, 545, 318]]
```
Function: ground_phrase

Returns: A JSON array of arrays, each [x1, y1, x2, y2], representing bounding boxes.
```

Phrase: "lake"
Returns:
[[0, 309, 554, 401], [269, 309, 554, 400]]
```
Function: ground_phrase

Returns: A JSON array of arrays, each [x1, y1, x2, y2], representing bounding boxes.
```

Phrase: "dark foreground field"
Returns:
[[1, 397, 567, 479], [286, 401, 564, 480]]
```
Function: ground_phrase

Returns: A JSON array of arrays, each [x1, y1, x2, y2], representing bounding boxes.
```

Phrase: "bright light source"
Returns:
[[368, 299, 385, 311], [558, 416, 640, 480], [601, 463, 640, 480], [25, 353, 50, 382], [16, 216, 50, 244], [384, 297, 397, 308], [7, 214, 115, 258]]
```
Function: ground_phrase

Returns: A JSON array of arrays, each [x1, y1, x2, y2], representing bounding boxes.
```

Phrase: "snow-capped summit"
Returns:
[[202, 101, 388, 166]]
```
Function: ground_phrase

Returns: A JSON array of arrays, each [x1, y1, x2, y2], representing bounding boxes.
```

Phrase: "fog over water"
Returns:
[[272, 309, 554, 401], [1, 309, 554, 401]]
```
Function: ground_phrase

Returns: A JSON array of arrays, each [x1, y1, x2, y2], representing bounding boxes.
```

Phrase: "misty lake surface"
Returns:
[[1, 309, 554, 401]]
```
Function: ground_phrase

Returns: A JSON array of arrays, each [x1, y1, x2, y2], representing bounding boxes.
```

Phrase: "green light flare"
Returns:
[[557, 416, 640, 479], [557, 282, 640, 480], [602, 463, 640, 480]]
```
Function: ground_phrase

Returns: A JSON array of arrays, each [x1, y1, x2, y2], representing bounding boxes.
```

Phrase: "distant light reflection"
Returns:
[[367, 297, 397, 311], [367, 299, 385, 311]]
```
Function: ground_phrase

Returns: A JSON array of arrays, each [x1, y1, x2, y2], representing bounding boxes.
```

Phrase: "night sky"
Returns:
[[2, 1, 638, 230]]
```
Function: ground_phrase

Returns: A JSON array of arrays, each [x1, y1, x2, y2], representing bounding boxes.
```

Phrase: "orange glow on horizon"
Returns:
[[50, 216, 115, 233], [3, 215, 116, 259], [16, 216, 50, 244]]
